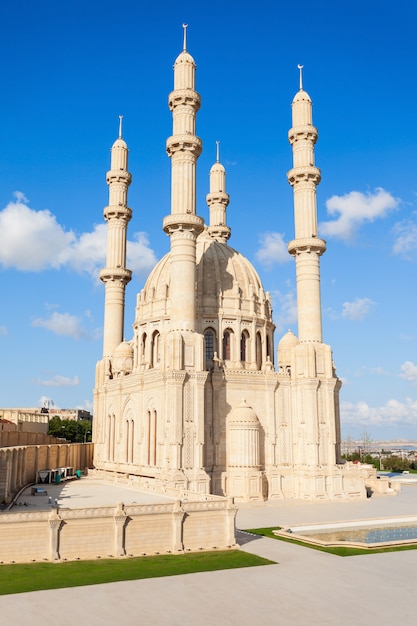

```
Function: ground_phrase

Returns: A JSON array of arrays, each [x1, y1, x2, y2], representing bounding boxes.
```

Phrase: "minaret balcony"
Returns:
[[288, 237, 326, 256], [206, 192, 230, 206], [288, 125, 318, 145], [163, 213, 204, 236], [103, 205, 132, 221], [168, 89, 201, 111], [106, 170, 132, 185], [166, 135, 202, 158], [99, 267, 132, 284], [287, 166, 321, 186]]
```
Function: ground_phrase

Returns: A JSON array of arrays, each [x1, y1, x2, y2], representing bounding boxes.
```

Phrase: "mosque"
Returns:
[[93, 28, 383, 502]]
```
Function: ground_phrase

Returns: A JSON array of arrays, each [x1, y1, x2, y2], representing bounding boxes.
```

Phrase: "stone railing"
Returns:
[[0, 498, 237, 564]]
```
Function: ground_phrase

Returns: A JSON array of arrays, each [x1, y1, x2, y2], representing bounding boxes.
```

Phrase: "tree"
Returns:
[[48, 417, 92, 443]]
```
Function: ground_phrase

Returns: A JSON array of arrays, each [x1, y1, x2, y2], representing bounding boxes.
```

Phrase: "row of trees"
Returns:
[[343, 452, 417, 472], [48, 416, 92, 443]]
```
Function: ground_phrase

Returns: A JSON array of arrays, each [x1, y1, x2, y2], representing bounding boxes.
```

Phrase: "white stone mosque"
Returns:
[[93, 27, 386, 502]]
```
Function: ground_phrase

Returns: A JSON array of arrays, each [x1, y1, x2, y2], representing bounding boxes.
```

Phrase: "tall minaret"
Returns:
[[287, 66, 326, 343], [206, 141, 231, 243], [100, 116, 132, 356], [163, 24, 204, 331]]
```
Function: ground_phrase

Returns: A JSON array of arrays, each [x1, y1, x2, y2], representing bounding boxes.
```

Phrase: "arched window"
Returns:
[[150, 331, 160, 367], [223, 329, 233, 361], [204, 328, 216, 368], [240, 330, 249, 362], [256, 332, 262, 370], [266, 334, 271, 359], [147, 410, 157, 466], [141, 333, 147, 361]]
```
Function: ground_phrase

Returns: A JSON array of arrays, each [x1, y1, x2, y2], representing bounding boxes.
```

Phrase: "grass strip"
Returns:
[[0, 550, 275, 596], [244, 527, 417, 557]]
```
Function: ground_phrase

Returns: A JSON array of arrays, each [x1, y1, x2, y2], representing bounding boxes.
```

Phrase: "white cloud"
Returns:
[[400, 361, 417, 386], [32, 312, 88, 339], [341, 398, 417, 429], [0, 193, 75, 271], [36, 375, 80, 387], [0, 325, 8, 336], [270, 289, 298, 333], [342, 297, 375, 321], [320, 188, 399, 241], [61, 224, 107, 278], [0, 193, 157, 278], [77, 399, 93, 413], [392, 216, 417, 259], [255, 232, 291, 267], [127, 232, 158, 275]]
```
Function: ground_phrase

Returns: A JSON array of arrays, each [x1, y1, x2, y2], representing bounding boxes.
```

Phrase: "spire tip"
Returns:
[[182, 23, 188, 51], [216, 140, 220, 163], [297, 64, 304, 90], [118, 115, 123, 139]]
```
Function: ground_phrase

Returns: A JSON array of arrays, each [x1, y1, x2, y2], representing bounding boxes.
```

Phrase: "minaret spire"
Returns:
[[206, 141, 231, 243], [163, 26, 204, 331], [182, 23, 188, 50], [99, 120, 132, 356], [298, 64, 304, 90], [287, 68, 326, 342]]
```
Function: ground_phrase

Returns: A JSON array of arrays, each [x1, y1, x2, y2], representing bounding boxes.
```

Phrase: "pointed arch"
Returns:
[[204, 327, 216, 369], [240, 329, 250, 363], [223, 328, 233, 361], [256, 332, 262, 370]]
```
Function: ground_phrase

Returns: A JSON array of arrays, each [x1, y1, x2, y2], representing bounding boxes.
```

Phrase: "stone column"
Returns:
[[172, 500, 185, 552], [49, 511, 62, 560], [114, 502, 127, 557]]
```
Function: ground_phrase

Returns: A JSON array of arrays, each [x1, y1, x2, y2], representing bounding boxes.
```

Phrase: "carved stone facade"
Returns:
[[93, 30, 386, 502]]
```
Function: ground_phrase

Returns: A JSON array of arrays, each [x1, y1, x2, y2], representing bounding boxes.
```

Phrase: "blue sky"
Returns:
[[1, 0, 416, 441]]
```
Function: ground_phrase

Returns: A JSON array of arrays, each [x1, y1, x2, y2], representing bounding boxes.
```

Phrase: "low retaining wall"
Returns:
[[0, 444, 94, 504], [0, 498, 237, 563]]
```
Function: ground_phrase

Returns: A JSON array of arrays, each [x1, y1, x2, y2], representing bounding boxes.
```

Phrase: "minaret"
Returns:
[[163, 24, 204, 331], [206, 141, 231, 243], [287, 66, 326, 343], [100, 116, 132, 356]]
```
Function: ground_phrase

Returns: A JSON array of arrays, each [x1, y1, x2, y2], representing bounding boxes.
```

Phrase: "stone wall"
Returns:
[[0, 443, 94, 504], [0, 432, 59, 447], [0, 498, 237, 563]]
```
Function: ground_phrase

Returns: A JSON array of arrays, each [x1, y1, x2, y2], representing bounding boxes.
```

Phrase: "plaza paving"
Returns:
[[1, 480, 417, 625]]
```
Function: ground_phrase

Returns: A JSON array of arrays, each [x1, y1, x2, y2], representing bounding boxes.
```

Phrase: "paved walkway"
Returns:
[[1, 483, 416, 625], [9, 476, 174, 512]]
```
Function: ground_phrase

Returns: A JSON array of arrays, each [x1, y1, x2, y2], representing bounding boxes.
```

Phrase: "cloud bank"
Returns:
[[341, 297, 375, 321], [256, 232, 291, 267], [320, 188, 399, 241], [0, 193, 157, 277]]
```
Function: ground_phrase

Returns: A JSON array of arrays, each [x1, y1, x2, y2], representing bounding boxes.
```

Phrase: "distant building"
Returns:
[[0, 408, 92, 434]]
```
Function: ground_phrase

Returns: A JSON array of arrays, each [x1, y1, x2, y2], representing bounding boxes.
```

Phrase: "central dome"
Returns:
[[136, 228, 272, 328]]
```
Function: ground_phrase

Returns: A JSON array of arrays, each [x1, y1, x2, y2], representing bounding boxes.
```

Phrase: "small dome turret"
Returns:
[[278, 330, 299, 373], [112, 340, 133, 377]]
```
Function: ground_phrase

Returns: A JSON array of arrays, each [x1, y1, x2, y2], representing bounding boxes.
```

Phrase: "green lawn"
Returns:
[[245, 527, 417, 557], [0, 550, 275, 596]]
